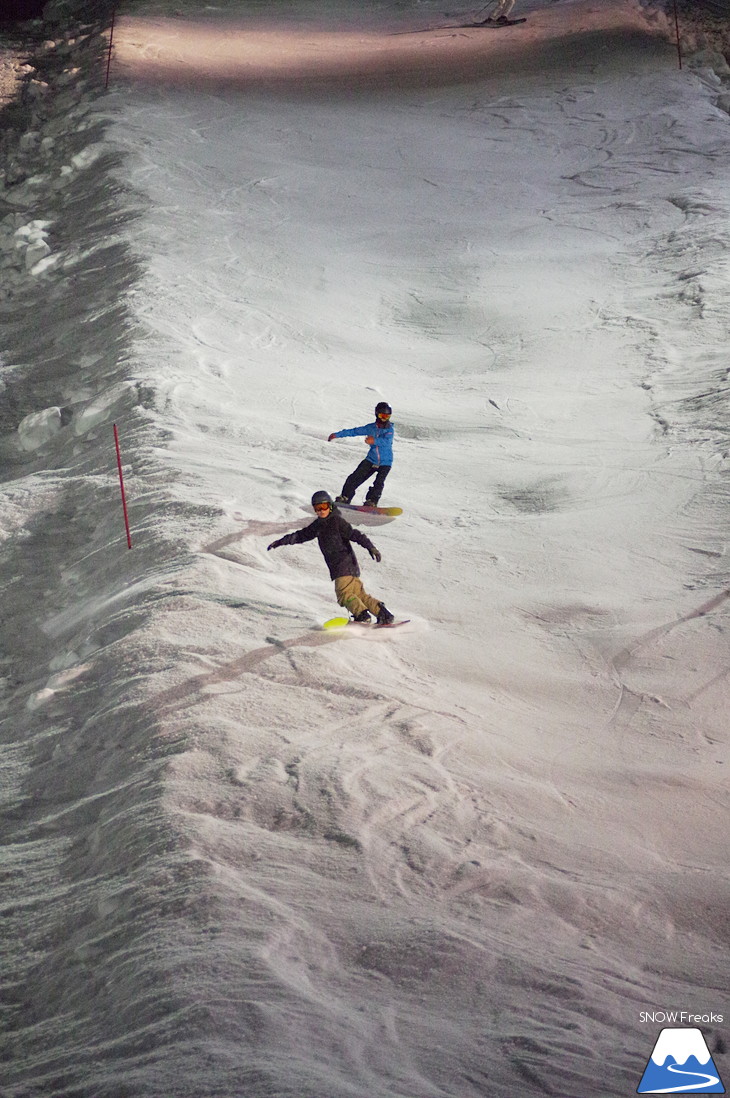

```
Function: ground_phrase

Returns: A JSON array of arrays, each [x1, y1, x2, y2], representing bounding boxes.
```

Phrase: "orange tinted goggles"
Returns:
[[377, 413, 391, 420], [313, 503, 331, 512]]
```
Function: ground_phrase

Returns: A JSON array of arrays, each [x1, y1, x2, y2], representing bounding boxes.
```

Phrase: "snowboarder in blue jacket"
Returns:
[[328, 401, 394, 507]]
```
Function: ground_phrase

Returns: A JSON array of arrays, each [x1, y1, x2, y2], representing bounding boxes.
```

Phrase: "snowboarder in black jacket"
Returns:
[[267, 491, 394, 624]]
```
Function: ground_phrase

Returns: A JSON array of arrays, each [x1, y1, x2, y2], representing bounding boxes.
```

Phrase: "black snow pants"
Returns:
[[341, 460, 391, 505]]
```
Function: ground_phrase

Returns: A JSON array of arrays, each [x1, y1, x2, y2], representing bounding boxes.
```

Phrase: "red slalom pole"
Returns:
[[105, 7, 116, 89], [113, 423, 133, 548]]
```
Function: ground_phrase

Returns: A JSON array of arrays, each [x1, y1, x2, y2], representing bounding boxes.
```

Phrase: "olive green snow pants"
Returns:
[[334, 575, 381, 617]]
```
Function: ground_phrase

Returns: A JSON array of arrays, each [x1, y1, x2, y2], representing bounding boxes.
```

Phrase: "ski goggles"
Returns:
[[313, 502, 331, 513], [376, 412, 391, 420]]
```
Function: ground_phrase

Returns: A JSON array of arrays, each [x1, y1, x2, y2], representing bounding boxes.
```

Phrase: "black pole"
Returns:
[[105, 6, 116, 89], [672, 0, 682, 70]]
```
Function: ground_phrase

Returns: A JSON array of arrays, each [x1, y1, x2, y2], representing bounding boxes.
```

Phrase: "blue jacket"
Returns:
[[333, 420, 394, 467]]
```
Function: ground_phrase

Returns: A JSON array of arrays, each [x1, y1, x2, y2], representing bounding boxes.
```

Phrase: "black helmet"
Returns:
[[375, 401, 392, 417], [311, 490, 333, 510]]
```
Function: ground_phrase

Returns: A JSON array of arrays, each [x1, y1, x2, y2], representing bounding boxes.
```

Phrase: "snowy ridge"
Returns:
[[2, 3, 729, 1097], [0, 22, 221, 1098]]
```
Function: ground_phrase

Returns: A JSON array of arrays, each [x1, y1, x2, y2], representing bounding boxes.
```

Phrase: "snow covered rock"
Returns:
[[13, 220, 53, 272], [17, 406, 63, 450], [73, 383, 134, 436], [24, 239, 51, 269]]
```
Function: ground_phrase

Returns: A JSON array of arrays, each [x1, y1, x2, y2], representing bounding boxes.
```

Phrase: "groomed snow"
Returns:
[[1, 1, 728, 1095]]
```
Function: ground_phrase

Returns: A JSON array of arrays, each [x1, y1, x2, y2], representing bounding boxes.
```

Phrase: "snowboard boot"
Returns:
[[363, 499, 378, 509], [353, 609, 372, 623], [376, 603, 394, 626], [335, 495, 351, 504]]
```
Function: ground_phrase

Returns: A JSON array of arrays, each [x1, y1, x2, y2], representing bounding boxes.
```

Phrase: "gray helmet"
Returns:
[[375, 401, 392, 417], [311, 490, 333, 510]]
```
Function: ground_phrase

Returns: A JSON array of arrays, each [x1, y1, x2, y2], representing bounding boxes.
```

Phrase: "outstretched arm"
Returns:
[[328, 423, 373, 440], [268, 523, 318, 550], [348, 526, 381, 561]]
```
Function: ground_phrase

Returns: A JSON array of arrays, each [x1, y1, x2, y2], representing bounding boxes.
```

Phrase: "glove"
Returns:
[[268, 539, 283, 551], [365, 435, 374, 445], [328, 433, 337, 441], [369, 547, 382, 563]]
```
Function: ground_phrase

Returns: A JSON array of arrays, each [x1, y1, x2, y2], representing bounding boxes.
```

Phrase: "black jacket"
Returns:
[[276, 510, 376, 580]]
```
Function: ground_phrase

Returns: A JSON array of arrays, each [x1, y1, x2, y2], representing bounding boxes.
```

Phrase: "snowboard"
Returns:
[[337, 502, 402, 518], [322, 616, 410, 631], [470, 17, 527, 26]]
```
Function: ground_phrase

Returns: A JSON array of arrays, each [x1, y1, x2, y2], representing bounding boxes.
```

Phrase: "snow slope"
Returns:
[[1, 2, 728, 1095]]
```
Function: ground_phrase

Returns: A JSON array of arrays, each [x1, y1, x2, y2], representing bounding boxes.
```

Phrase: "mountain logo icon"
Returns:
[[638, 1028, 725, 1093]]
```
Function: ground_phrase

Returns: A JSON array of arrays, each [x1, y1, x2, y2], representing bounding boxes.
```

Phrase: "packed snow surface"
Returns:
[[1, 1, 728, 1095]]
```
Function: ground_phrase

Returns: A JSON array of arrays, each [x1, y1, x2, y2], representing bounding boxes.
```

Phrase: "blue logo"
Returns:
[[638, 1028, 725, 1093]]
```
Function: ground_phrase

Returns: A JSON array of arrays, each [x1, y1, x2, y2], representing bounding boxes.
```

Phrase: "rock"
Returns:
[[17, 406, 63, 450]]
